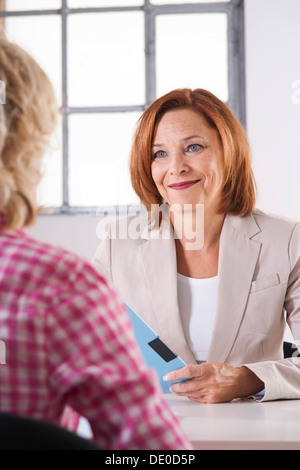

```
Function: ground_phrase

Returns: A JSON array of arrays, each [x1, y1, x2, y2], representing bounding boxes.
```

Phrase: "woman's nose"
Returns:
[[169, 154, 188, 176]]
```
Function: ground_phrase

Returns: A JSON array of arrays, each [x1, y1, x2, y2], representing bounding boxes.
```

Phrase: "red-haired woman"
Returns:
[[93, 88, 300, 404]]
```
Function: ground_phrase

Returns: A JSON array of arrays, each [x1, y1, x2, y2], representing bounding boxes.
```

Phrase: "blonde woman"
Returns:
[[0, 35, 192, 450]]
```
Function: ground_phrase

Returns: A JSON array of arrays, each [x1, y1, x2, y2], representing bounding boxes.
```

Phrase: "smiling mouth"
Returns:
[[168, 180, 201, 190]]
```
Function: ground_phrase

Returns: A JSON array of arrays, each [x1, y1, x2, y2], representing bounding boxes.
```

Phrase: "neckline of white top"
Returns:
[[177, 272, 218, 284]]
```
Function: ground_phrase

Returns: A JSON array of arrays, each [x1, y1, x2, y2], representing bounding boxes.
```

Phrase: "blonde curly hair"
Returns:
[[0, 34, 57, 230]]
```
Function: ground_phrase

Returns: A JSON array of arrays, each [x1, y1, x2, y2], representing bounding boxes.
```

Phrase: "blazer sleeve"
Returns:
[[245, 222, 300, 401]]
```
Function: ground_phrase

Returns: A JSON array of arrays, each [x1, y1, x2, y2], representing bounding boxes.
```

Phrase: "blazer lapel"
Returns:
[[208, 213, 262, 362], [139, 222, 196, 365]]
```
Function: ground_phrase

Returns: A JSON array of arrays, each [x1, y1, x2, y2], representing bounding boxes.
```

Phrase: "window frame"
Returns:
[[0, 0, 245, 216]]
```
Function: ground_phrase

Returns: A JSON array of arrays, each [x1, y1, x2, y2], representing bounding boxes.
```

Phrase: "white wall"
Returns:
[[28, 0, 300, 260], [27, 214, 102, 261], [245, 0, 300, 220]]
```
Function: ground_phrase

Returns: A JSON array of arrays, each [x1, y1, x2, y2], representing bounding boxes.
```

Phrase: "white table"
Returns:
[[164, 395, 300, 450]]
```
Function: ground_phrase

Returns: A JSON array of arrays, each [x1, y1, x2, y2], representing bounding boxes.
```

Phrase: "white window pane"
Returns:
[[5, 0, 61, 9], [4, 16, 62, 105], [68, 0, 143, 6], [38, 122, 63, 209], [68, 12, 145, 107], [69, 113, 140, 206], [151, 0, 230, 4], [156, 13, 228, 102], [38, 148, 63, 209]]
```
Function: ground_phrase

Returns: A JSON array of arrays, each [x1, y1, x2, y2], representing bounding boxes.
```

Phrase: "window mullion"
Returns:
[[0, 0, 4, 30], [68, 106, 144, 114], [152, 3, 229, 15], [61, 0, 69, 210], [144, 0, 156, 107], [227, 0, 246, 126]]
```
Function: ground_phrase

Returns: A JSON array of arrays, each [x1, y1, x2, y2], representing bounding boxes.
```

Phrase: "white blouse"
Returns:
[[177, 273, 218, 362]]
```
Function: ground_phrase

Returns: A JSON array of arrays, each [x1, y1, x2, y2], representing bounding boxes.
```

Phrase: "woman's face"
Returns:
[[151, 108, 223, 214]]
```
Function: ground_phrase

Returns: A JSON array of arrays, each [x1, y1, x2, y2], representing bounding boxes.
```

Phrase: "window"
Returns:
[[0, 0, 245, 215]]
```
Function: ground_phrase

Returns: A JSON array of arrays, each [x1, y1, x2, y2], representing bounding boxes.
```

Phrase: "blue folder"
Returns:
[[125, 303, 188, 393]]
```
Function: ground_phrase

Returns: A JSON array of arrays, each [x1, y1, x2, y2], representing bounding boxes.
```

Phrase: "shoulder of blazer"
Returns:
[[251, 208, 300, 239], [226, 208, 299, 240], [227, 209, 300, 270]]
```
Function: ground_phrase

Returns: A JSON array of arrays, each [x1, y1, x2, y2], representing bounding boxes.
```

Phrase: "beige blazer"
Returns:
[[92, 208, 300, 401]]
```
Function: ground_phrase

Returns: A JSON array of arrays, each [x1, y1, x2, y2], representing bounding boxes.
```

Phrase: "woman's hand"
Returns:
[[163, 362, 265, 403]]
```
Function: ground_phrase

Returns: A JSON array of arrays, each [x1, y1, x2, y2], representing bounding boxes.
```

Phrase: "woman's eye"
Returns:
[[187, 144, 203, 152], [153, 150, 167, 159]]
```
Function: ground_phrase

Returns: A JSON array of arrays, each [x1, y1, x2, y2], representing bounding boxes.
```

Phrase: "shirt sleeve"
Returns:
[[46, 268, 193, 450]]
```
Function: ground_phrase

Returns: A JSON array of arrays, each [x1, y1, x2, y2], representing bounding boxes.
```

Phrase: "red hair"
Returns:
[[130, 88, 256, 217]]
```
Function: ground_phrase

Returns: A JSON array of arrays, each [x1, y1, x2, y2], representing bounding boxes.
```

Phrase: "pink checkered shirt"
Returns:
[[0, 225, 192, 450]]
